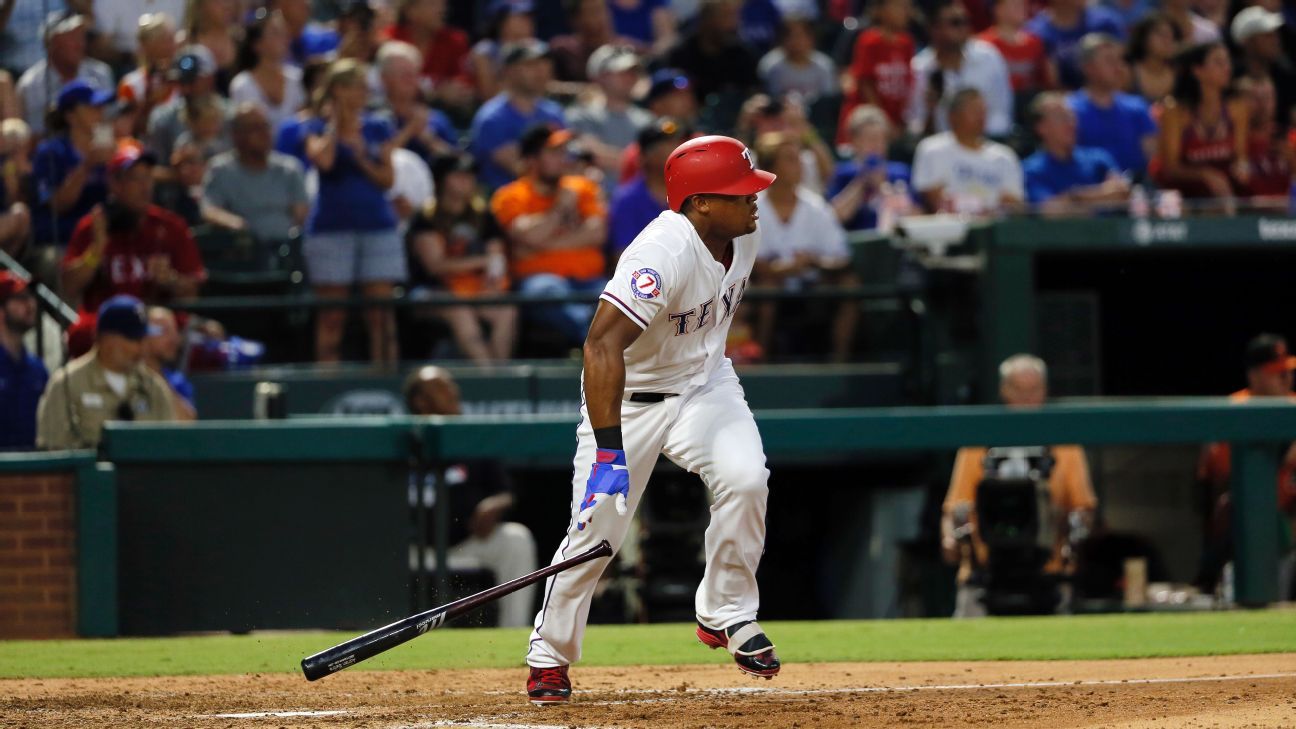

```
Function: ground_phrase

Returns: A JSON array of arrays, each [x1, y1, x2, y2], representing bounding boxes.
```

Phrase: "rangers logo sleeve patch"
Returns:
[[630, 267, 663, 300]]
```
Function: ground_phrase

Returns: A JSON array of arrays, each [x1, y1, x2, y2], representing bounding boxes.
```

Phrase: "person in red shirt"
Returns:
[[839, 0, 915, 139], [382, 0, 473, 109], [977, 0, 1055, 94], [1235, 75, 1291, 201], [60, 144, 206, 314]]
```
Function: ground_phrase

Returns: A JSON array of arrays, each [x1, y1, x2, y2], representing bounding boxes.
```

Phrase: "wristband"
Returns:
[[593, 426, 623, 450], [81, 252, 101, 268]]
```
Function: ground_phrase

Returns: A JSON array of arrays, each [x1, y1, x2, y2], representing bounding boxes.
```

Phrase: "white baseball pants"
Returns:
[[526, 363, 770, 668]]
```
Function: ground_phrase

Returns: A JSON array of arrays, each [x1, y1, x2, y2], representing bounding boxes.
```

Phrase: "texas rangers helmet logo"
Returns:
[[741, 147, 755, 170], [630, 267, 662, 300]]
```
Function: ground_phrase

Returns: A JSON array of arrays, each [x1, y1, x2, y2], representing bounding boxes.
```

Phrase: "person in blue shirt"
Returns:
[[284, 59, 403, 364], [607, 117, 688, 259], [827, 105, 911, 231], [608, 0, 676, 50], [143, 306, 197, 420], [375, 40, 460, 168], [1067, 33, 1157, 176], [469, 40, 566, 190], [1026, 0, 1126, 88], [0, 272, 48, 450], [31, 80, 115, 246], [1022, 92, 1130, 215], [273, 0, 340, 65]]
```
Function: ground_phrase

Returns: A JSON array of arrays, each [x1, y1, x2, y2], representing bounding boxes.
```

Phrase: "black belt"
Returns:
[[627, 392, 679, 403]]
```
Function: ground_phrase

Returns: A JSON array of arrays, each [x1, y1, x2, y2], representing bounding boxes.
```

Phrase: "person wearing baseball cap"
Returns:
[[0, 271, 49, 450], [489, 124, 608, 346], [469, 37, 565, 189], [147, 44, 223, 160], [608, 118, 690, 255], [1197, 333, 1296, 599], [569, 44, 651, 195], [35, 294, 175, 450], [15, 10, 114, 136], [30, 79, 117, 246], [61, 141, 206, 313], [1232, 6, 1296, 129]]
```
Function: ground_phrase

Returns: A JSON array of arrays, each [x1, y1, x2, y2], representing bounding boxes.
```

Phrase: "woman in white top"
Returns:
[[229, 9, 306, 133]]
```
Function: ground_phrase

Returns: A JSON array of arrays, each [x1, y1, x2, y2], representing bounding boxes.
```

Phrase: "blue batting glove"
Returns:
[[577, 448, 629, 531]]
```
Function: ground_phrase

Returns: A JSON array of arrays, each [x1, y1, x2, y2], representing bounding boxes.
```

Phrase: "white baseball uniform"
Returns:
[[526, 210, 771, 669]]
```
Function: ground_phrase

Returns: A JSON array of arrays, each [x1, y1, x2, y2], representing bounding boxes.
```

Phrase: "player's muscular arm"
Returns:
[[582, 302, 644, 431]]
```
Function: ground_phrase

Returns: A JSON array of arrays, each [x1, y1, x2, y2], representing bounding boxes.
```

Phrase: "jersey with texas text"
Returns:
[[599, 210, 757, 395]]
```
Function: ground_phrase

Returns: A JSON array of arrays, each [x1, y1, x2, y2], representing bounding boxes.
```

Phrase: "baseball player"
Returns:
[[526, 136, 780, 705]]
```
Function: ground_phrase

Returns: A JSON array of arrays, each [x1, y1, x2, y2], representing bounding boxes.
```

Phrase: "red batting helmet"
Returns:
[[664, 135, 776, 212]]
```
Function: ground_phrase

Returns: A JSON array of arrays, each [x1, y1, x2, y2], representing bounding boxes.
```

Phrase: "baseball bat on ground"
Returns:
[[301, 540, 612, 681]]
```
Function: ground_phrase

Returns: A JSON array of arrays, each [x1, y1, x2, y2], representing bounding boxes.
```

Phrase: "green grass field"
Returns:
[[3, 611, 1294, 680]]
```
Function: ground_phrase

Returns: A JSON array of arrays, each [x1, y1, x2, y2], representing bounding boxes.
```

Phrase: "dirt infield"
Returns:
[[3, 653, 1295, 728]]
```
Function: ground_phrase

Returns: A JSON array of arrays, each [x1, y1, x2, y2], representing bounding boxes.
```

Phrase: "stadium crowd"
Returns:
[[0, 0, 1292, 372]]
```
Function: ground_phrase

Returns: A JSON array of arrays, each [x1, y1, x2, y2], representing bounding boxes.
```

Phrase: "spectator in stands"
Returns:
[[408, 154, 516, 364], [0, 0, 58, 75], [490, 125, 606, 348], [469, 0, 538, 101], [61, 144, 206, 313], [758, 15, 839, 104], [147, 45, 224, 161], [273, 0, 340, 66], [912, 88, 1024, 214], [0, 271, 47, 450], [1151, 41, 1249, 207], [335, 0, 380, 63], [31, 81, 115, 248], [568, 44, 652, 195], [1069, 34, 1158, 175], [17, 11, 114, 137], [202, 104, 309, 241], [664, 0, 759, 103], [403, 365, 537, 627], [296, 59, 402, 364], [839, 0, 912, 128], [1125, 13, 1178, 105], [230, 9, 307, 134], [549, 0, 639, 84], [174, 93, 232, 160], [1102, 0, 1154, 30], [179, 0, 241, 88], [641, 69, 699, 127], [377, 41, 459, 167], [95, 0, 186, 63], [36, 294, 175, 449], [1161, 0, 1220, 46], [607, 0, 676, 54], [1023, 92, 1129, 214], [153, 141, 206, 226], [738, 95, 836, 195], [828, 105, 912, 231], [387, 147, 434, 234], [469, 40, 565, 190], [1197, 333, 1296, 600], [0, 120, 32, 254], [380, 0, 471, 110], [977, 0, 1055, 95], [142, 305, 196, 421], [906, 0, 1014, 138], [752, 132, 858, 363], [841, 0, 915, 131], [1026, 0, 1126, 89], [1235, 75, 1291, 201], [1231, 6, 1296, 131], [941, 354, 1097, 618], [608, 117, 688, 257], [117, 13, 180, 138]]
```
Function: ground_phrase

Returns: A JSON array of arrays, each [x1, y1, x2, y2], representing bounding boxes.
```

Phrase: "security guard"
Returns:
[[36, 295, 174, 450]]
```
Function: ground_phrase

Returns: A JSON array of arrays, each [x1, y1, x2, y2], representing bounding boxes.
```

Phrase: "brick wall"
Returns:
[[0, 472, 76, 638]]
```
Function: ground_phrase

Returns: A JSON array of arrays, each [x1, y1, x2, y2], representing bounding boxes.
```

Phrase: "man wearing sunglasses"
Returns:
[[36, 294, 175, 450], [906, 0, 1014, 138]]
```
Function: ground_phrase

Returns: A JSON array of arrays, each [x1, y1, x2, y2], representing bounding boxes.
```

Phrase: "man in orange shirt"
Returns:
[[1197, 334, 1296, 599], [491, 125, 608, 347], [941, 354, 1097, 617]]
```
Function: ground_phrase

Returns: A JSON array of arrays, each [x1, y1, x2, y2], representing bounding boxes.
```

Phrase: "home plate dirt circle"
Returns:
[[3, 654, 1295, 728]]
